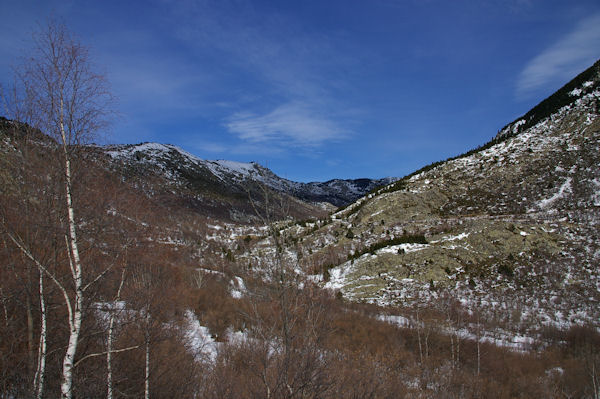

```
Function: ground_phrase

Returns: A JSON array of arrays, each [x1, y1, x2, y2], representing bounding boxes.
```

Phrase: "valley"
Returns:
[[1, 46, 599, 398]]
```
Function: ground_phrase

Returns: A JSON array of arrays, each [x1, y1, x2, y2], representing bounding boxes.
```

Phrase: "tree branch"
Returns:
[[84, 239, 133, 293], [5, 230, 74, 324], [82, 263, 114, 293], [73, 345, 139, 368]]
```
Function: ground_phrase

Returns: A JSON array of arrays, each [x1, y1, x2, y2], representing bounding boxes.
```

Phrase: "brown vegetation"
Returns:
[[1, 22, 599, 399]]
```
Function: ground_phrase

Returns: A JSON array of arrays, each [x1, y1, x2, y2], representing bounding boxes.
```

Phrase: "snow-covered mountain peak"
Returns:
[[105, 142, 269, 183], [102, 142, 395, 209]]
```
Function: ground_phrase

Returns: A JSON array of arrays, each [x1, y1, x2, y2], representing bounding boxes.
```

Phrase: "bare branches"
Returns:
[[5, 230, 73, 319], [15, 19, 114, 146], [3, 20, 115, 399], [73, 345, 140, 369]]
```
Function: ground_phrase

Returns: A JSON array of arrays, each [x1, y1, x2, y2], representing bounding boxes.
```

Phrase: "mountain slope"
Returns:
[[100, 142, 395, 222], [279, 60, 600, 337]]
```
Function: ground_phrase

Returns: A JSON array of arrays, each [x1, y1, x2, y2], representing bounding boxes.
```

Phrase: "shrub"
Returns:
[[498, 264, 514, 277]]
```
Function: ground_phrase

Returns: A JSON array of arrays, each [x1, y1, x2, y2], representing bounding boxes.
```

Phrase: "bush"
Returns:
[[498, 263, 514, 277]]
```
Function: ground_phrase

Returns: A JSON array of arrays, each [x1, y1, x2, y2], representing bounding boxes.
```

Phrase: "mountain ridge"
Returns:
[[102, 141, 397, 209], [375, 59, 600, 191]]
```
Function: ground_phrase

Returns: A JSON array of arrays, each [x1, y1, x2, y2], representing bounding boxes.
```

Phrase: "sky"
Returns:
[[1, 0, 599, 182]]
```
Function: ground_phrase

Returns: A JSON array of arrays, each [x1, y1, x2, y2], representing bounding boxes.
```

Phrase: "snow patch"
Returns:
[[592, 178, 600, 207], [512, 119, 526, 133], [378, 314, 411, 328], [538, 177, 572, 209], [378, 243, 429, 254], [324, 262, 354, 291], [230, 276, 246, 299], [569, 88, 582, 97], [431, 232, 469, 244], [184, 310, 218, 362]]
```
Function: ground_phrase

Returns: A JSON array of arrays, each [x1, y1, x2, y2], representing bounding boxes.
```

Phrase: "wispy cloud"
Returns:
[[186, 140, 228, 154], [163, 0, 357, 150], [183, 138, 288, 159], [168, 0, 345, 98], [226, 102, 348, 148], [517, 13, 600, 97], [507, 0, 534, 13]]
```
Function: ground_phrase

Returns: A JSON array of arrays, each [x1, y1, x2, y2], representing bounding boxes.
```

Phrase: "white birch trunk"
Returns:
[[145, 334, 150, 399], [60, 105, 84, 399], [106, 336, 114, 399], [27, 294, 35, 376], [9, 22, 114, 399], [107, 267, 126, 399], [106, 322, 115, 399], [592, 361, 598, 399], [34, 272, 46, 399], [0, 288, 8, 327], [60, 289, 82, 399], [7, 230, 78, 399]]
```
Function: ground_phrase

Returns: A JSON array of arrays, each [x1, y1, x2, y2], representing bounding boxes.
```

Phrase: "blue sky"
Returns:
[[1, 0, 599, 182]]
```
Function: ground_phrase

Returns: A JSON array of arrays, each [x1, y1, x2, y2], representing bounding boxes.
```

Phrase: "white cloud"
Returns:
[[226, 102, 348, 147], [517, 14, 600, 97], [164, 0, 358, 150], [186, 140, 228, 154], [167, 0, 345, 99]]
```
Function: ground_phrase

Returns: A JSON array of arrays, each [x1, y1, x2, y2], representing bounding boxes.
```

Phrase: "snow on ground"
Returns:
[[184, 311, 260, 363], [212, 159, 256, 175], [324, 261, 355, 291], [569, 88, 583, 97], [106, 142, 171, 159], [378, 243, 429, 254], [370, 209, 384, 218], [196, 267, 226, 277], [184, 310, 219, 362], [377, 311, 537, 352], [592, 178, 600, 207], [204, 159, 260, 182], [538, 177, 572, 209], [430, 232, 469, 244], [377, 314, 412, 328], [230, 276, 246, 299]]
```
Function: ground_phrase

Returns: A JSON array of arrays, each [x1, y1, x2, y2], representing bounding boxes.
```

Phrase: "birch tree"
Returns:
[[4, 20, 113, 399], [106, 265, 127, 399]]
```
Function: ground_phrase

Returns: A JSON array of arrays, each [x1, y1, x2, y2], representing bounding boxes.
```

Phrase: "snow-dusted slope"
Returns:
[[104, 142, 395, 207], [106, 142, 271, 185], [282, 59, 600, 338]]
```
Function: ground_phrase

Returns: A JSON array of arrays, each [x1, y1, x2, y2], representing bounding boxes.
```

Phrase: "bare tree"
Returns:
[[3, 20, 113, 399], [245, 184, 332, 398]]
